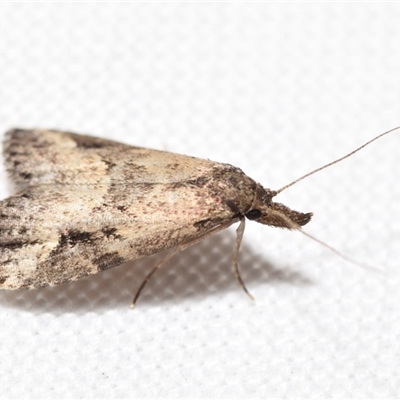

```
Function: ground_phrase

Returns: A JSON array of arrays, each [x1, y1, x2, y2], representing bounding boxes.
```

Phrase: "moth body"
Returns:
[[0, 129, 311, 290]]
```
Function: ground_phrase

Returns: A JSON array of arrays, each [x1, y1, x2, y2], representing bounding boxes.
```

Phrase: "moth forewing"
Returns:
[[0, 129, 263, 290]]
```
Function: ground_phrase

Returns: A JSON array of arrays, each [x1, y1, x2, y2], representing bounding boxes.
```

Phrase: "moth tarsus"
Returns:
[[233, 219, 254, 301], [0, 126, 398, 307]]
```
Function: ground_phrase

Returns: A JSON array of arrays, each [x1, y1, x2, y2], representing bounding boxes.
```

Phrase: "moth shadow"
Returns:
[[0, 230, 313, 314]]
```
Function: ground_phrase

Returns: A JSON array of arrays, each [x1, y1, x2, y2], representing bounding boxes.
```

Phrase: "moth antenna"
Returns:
[[233, 218, 254, 300], [298, 229, 384, 273], [276, 125, 400, 194], [266, 208, 382, 272]]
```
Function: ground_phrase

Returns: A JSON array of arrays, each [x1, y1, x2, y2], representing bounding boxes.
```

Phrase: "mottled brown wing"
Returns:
[[0, 182, 237, 289], [0, 130, 243, 289]]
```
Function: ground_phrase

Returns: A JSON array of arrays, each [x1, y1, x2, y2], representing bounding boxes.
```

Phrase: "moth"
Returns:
[[0, 127, 398, 307]]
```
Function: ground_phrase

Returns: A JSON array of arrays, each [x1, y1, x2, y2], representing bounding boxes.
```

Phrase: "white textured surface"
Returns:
[[0, 3, 399, 399]]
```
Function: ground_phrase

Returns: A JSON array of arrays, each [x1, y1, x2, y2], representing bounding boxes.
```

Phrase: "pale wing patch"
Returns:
[[4, 129, 129, 186], [4, 129, 220, 187]]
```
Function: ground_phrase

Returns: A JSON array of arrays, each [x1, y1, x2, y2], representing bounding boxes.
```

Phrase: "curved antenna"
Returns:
[[298, 229, 384, 273], [267, 205, 384, 273], [276, 126, 400, 194]]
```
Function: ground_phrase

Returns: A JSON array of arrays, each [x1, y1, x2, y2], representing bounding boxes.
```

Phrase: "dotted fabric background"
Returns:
[[0, 3, 399, 398]]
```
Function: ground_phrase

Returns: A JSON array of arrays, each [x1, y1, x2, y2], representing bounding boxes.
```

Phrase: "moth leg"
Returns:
[[232, 218, 254, 300], [130, 246, 182, 308], [131, 220, 237, 308]]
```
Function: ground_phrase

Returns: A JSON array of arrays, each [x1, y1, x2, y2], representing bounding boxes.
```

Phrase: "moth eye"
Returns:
[[245, 209, 262, 220]]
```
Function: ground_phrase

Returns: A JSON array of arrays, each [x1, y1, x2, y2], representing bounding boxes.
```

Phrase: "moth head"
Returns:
[[245, 185, 313, 229]]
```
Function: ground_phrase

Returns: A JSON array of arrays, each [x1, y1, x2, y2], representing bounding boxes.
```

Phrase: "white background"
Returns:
[[0, 3, 399, 399]]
